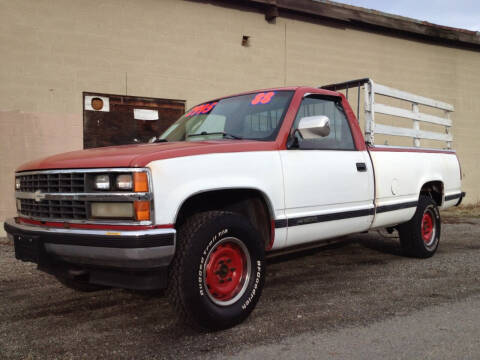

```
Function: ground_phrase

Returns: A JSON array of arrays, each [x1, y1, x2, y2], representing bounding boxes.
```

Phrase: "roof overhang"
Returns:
[[214, 0, 480, 50]]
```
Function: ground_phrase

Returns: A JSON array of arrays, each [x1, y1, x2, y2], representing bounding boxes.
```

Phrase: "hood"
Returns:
[[16, 140, 277, 172]]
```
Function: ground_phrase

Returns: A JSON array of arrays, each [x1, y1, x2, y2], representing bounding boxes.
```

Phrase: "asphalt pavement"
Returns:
[[1, 215, 479, 359], [218, 293, 480, 360]]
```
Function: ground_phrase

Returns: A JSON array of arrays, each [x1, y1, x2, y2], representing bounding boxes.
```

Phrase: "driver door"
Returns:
[[280, 95, 374, 247]]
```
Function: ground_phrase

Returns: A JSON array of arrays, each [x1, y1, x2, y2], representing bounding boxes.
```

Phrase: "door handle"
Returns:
[[356, 162, 367, 172]]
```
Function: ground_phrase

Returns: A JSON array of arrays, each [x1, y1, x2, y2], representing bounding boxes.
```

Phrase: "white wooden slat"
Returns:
[[375, 103, 452, 127], [412, 103, 420, 147], [445, 110, 452, 149], [415, 129, 453, 142], [374, 124, 453, 142], [364, 81, 375, 144], [373, 83, 454, 111]]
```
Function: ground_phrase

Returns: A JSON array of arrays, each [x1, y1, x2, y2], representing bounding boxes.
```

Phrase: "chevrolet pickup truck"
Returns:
[[4, 79, 464, 330]]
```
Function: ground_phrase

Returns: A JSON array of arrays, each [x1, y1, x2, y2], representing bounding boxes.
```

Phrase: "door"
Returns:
[[280, 95, 374, 247]]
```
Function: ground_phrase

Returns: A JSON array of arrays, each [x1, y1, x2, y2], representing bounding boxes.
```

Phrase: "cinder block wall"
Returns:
[[1, 0, 479, 235]]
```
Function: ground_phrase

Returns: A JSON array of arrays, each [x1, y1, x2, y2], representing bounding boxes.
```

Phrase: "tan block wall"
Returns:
[[0, 0, 479, 235], [0, 111, 82, 234]]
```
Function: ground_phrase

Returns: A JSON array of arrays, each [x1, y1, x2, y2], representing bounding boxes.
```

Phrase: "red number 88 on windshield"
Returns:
[[251, 92, 275, 105]]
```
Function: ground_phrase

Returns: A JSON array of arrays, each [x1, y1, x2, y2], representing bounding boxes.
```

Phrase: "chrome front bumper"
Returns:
[[4, 218, 176, 270]]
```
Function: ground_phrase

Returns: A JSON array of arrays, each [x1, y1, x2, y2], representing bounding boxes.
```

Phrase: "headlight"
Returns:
[[92, 173, 148, 191], [116, 174, 133, 190], [15, 178, 21, 190], [94, 175, 110, 190], [91, 202, 134, 218]]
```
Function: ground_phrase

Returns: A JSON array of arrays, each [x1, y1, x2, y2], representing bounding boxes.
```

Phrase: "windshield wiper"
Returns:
[[187, 132, 243, 140]]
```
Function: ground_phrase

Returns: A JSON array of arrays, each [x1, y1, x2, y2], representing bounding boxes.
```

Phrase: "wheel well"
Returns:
[[176, 189, 273, 249], [420, 181, 444, 206]]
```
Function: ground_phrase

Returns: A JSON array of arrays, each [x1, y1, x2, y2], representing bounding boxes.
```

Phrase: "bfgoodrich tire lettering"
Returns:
[[167, 211, 266, 330], [398, 195, 441, 258]]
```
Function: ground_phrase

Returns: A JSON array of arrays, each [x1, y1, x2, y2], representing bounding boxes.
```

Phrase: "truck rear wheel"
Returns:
[[398, 195, 441, 258], [167, 211, 265, 330]]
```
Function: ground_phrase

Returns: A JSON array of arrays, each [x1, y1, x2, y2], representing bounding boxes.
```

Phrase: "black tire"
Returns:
[[398, 195, 441, 258], [55, 276, 108, 292], [167, 211, 266, 331]]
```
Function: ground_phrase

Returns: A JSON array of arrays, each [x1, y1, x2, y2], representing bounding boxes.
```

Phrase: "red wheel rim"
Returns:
[[205, 240, 247, 304], [421, 211, 434, 244]]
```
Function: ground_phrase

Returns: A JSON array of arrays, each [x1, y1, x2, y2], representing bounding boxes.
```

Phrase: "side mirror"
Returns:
[[297, 115, 330, 139]]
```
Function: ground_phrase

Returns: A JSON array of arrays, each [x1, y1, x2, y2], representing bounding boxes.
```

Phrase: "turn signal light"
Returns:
[[134, 201, 150, 221], [134, 172, 149, 192]]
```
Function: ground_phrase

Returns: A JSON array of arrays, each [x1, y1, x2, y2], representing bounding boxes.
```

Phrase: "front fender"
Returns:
[[147, 151, 284, 225]]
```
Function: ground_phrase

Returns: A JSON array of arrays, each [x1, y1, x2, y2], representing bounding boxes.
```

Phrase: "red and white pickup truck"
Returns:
[[5, 79, 464, 330]]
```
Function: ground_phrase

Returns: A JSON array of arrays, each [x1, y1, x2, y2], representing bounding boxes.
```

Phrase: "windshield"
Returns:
[[159, 91, 294, 142]]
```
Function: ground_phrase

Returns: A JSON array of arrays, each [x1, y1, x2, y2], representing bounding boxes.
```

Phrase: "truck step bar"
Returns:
[[321, 78, 454, 149]]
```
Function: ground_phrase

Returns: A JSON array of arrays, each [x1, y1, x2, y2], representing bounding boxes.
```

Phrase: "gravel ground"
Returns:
[[1, 216, 479, 359]]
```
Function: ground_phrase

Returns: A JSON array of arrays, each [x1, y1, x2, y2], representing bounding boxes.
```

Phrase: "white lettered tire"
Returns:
[[167, 211, 266, 330]]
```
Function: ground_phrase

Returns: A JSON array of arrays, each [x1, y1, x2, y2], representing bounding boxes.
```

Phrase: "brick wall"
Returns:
[[0, 0, 479, 235]]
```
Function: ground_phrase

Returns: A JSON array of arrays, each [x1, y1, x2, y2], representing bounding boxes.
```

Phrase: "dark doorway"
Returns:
[[83, 92, 185, 149]]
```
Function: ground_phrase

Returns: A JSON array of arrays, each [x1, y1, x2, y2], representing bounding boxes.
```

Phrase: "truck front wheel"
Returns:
[[398, 195, 441, 258], [167, 211, 266, 330]]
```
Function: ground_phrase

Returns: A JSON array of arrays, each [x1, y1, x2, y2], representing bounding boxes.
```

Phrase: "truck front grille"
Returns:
[[15, 168, 152, 223], [17, 173, 86, 193], [19, 199, 88, 220]]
